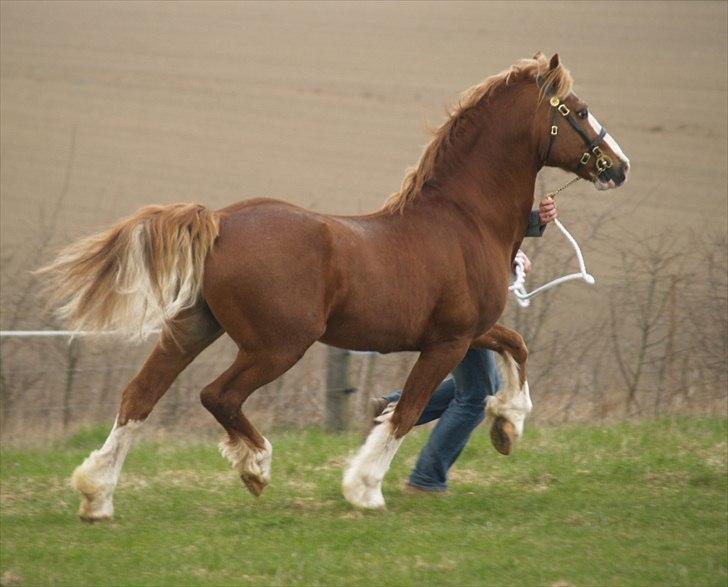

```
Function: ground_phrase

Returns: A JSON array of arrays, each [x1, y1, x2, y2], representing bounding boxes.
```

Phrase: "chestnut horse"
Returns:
[[41, 53, 629, 520]]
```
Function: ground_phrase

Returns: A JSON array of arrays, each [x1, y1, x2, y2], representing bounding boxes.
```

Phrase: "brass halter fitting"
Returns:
[[593, 146, 613, 172], [596, 156, 613, 173]]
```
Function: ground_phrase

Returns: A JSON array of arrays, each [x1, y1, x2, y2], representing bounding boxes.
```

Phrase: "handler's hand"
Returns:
[[539, 196, 558, 224], [514, 250, 532, 273]]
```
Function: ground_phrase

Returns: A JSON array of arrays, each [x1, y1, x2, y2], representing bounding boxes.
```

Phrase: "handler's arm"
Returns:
[[525, 211, 546, 237], [524, 196, 558, 237]]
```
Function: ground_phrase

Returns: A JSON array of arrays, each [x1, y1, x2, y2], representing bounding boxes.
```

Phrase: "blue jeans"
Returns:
[[384, 349, 500, 492]]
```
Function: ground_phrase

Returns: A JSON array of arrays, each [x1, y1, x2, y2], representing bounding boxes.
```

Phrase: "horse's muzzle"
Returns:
[[595, 161, 629, 190]]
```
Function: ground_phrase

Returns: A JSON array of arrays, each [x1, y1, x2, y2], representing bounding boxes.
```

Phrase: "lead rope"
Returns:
[[541, 175, 581, 199], [509, 176, 595, 308]]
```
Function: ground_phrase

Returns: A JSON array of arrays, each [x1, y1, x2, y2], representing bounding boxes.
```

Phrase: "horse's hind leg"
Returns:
[[71, 304, 222, 521], [472, 323, 531, 455], [200, 347, 304, 497], [343, 342, 469, 509]]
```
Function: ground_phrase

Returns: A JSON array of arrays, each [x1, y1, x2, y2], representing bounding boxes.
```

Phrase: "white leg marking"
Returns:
[[219, 436, 273, 487], [486, 354, 533, 437], [71, 418, 142, 521], [342, 413, 403, 509]]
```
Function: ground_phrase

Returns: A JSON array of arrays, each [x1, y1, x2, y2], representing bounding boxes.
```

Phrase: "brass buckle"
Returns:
[[550, 126, 558, 136], [596, 156, 613, 173], [558, 104, 570, 116], [592, 146, 603, 156], [549, 97, 560, 107], [580, 152, 591, 165]]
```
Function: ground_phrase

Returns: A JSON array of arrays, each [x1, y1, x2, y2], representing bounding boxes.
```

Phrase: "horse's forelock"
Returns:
[[538, 61, 574, 101]]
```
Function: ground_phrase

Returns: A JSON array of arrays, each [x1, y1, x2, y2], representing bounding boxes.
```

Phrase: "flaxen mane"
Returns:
[[382, 53, 573, 214]]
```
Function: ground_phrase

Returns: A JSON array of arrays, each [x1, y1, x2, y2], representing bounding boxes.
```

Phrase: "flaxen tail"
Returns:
[[38, 203, 220, 339]]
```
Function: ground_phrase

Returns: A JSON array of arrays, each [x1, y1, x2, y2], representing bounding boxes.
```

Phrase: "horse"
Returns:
[[39, 53, 629, 520]]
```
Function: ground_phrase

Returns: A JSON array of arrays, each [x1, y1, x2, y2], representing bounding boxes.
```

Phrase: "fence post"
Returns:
[[325, 346, 355, 431], [63, 338, 80, 430]]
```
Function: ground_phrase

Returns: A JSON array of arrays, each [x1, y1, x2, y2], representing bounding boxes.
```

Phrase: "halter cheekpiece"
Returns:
[[536, 76, 613, 175]]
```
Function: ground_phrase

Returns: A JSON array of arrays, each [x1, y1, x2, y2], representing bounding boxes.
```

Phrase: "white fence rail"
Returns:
[[0, 330, 405, 444]]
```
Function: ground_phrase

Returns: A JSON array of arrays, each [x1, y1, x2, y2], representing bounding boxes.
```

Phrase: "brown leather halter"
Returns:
[[537, 76, 613, 175]]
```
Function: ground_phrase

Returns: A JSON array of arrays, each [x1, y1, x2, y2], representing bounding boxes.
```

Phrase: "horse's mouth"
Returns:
[[591, 161, 630, 190], [593, 176, 618, 191]]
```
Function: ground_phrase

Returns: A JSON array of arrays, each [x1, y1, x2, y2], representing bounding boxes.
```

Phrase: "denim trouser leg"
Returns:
[[384, 377, 457, 425], [385, 349, 501, 491]]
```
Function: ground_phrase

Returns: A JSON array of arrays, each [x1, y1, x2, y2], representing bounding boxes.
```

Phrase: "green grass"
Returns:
[[1, 418, 726, 587]]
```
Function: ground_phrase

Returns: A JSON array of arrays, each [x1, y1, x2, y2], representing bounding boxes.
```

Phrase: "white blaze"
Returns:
[[587, 113, 629, 166]]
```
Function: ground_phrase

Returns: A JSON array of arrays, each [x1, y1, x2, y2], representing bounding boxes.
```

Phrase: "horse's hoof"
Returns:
[[490, 416, 516, 455], [79, 513, 113, 523], [77, 498, 114, 522], [342, 474, 386, 509], [75, 488, 115, 522], [242, 475, 267, 497], [345, 489, 386, 510]]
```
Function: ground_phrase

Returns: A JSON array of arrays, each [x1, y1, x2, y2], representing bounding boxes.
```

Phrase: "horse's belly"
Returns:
[[320, 278, 481, 353], [320, 307, 426, 353]]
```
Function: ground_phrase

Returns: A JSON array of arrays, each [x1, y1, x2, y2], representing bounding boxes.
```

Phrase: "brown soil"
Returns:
[[1, 1, 725, 439]]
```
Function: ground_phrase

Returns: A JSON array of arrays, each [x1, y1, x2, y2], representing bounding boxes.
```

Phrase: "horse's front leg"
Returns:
[[471, 323, 531, 455], [342, 341, 469, 509]]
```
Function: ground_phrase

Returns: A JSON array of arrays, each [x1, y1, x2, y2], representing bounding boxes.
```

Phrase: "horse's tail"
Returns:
[[38, 203, 220, 339]]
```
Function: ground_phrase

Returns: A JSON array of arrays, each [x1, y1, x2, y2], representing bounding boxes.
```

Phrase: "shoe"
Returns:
[[489, 416, 516, 455], [404, 482, 446, 496]]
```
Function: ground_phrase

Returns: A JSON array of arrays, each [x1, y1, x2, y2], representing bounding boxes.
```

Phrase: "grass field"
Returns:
[[1, 418, 726, 587]]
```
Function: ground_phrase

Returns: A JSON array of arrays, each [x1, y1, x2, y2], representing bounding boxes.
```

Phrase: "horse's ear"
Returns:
[[549, 53, 561, 70], [533, 51, 545, 60]]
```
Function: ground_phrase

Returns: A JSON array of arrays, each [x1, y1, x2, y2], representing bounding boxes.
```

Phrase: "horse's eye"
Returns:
[[578, 109, 588, 119]]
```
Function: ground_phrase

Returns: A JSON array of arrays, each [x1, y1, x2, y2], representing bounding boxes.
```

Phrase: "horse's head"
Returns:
[[535, 53, 630, 190]]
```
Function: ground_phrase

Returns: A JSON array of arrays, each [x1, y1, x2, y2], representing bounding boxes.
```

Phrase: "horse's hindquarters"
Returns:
[[204, 201, 333, 349]]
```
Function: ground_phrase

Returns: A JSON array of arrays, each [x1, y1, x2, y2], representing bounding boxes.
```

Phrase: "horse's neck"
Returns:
[[429, 90, 541, 241]]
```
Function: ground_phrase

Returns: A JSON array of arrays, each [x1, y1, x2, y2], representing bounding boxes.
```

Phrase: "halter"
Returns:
[[509, 77, 609, 308], [536, 76, 613, 175]]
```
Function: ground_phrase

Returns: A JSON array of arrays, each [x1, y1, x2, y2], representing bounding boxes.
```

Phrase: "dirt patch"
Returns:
[[1, 2, 725, 439]]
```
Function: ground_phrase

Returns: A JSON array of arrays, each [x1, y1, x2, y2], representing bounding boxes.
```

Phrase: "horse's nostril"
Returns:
[[603, 165, 626, 186], [614, 165, 629, 185]]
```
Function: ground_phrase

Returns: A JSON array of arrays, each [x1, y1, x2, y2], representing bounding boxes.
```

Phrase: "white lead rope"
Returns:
[[509, 217, 595, 308], [509, 176, 595, 308]]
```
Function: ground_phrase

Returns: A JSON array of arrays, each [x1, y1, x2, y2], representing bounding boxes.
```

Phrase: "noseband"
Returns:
[[536, 76, 613, 175]]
